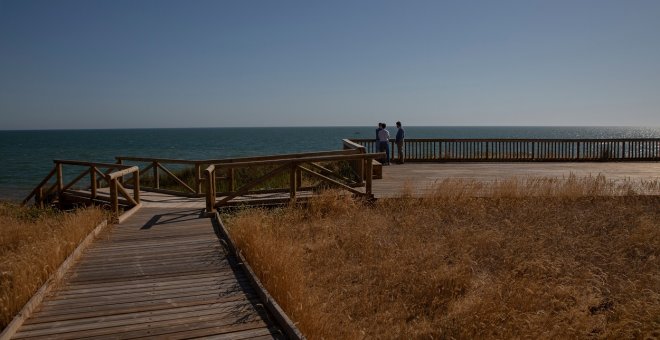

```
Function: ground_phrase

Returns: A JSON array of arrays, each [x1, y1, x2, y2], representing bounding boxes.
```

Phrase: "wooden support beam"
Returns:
[[61, 168, 90, 192], [308, 162, 355, 184], [156, 163, 196, 193], [217, 163, 291, 205], [116, 181, 138, 206], [153, 161, 160, 189], [204, 165, 216, 214], [56, 162, 63, 195], [110, 179, 119, 221], [133, 169, 140, 203], [366, 158, 373, 195], [298, 166, 364, 196], [194, 163, 202, 194], [90, 166, 97, 199], [22, 166, 56, 205], [290, 165, 297, 201]]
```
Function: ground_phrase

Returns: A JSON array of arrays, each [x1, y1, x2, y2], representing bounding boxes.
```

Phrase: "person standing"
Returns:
[[395, 121, 405, 164], [375, 122, 382, 142], [377, 123, 391, 165]]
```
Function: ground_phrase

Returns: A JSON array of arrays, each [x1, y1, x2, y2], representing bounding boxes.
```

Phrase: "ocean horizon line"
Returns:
[[2, 124, 660, 132]]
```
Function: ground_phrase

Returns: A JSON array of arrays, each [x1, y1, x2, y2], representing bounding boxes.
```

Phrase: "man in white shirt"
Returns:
[[377, 123, 391, 165]]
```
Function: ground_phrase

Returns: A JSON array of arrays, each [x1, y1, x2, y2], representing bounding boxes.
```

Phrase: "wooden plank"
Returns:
[[11, 200, 290, 340], [48, 276, 250, 301], [54, 271, 235, 291], [15, 300, 258, 338], [21, 299, 258, 332], [27, 295, 252, 325], [16, 308, 266, 340]]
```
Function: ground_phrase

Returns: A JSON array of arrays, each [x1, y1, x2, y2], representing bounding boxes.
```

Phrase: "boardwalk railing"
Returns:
[[203, 152, 383, 213], [350, 138, 660, 162], [116, 149, 368, 197], [23, 160, 140, 220]]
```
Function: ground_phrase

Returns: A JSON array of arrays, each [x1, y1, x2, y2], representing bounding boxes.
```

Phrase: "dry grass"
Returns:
[[225, 176, 660, 339], [0, 202, 105, 330]]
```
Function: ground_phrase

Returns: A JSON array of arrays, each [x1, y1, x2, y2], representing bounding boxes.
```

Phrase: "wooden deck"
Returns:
[[134, 162, 660, 200], [372, 162, 660, 197], [11, 207, 284, 340]]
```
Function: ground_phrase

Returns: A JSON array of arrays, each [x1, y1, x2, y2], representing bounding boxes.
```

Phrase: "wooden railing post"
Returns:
[[357, 155, 364, 185], [109, 177, 119, 221], [36, 187, 44, 208], [365, 157, 373, 196], [90, 166, 97, 200], [296, 167, 302, 188], [194, 163, 202, 194], [152, 161, 160, 189], [203, 165, 216, 215], [133, 169, 140, 204], [228, 168, 235, 192], [56, 162, 63, 195], [290, 163, 297, 201], [116, 159, 124, 186]]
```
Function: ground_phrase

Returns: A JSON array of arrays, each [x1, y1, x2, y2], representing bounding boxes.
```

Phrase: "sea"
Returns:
[[2, 126, 660, 201]]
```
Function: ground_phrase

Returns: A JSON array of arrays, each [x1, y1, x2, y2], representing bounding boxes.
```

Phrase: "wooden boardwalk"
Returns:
[[11, 207, 284, 340], [9, 160, 660, 339], [372, 162, 660, 197]]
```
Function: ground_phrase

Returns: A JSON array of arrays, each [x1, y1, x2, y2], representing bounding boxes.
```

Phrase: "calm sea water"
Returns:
[[2, 126, 660, 200]]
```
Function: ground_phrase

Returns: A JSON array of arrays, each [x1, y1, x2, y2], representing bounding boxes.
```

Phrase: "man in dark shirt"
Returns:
[[395, 121, 405, 164]]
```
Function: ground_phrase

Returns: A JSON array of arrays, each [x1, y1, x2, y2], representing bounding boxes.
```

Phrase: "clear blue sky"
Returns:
[[1, 0, 659, 129]]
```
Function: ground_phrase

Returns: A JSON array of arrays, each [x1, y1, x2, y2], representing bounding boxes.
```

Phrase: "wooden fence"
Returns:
[[23, 160, 140, 220], [350, 138, 660, 162], [203, 152, 383, 214], [115, 149, 368, 197]]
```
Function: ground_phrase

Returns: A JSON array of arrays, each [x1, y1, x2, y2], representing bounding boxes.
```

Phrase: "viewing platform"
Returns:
[[4, 137, 660, 339]]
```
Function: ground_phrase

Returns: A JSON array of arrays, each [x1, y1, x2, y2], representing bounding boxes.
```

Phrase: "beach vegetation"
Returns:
[[225, 176, 660, 338], [0, 202, 105, 330]]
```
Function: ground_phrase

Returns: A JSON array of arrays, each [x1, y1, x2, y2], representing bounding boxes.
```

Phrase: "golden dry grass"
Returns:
[[0, 202, 105, 330], [225, 176, 660, 339]]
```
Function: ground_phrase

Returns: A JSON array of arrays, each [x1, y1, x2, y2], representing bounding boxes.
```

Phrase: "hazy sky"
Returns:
[[1, 0, 659, 129]]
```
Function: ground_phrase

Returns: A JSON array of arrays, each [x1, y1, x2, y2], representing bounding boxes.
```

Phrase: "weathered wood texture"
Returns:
[[372, 162, 660, 197], [10, 207, 284, 340]]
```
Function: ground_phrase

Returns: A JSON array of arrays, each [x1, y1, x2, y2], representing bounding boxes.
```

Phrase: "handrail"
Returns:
[[107, 166, 140, 180], [349, 138, 660, 162], [24, 160, 141, 221], [116, 149, 364, 197], [53, 160, 134, 169], [348, 137, 660, 142], [342, 139, 367, 182], [116, 149, 361, 165], [203, 151, 384, 213], [212, 153, 383, 169]]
